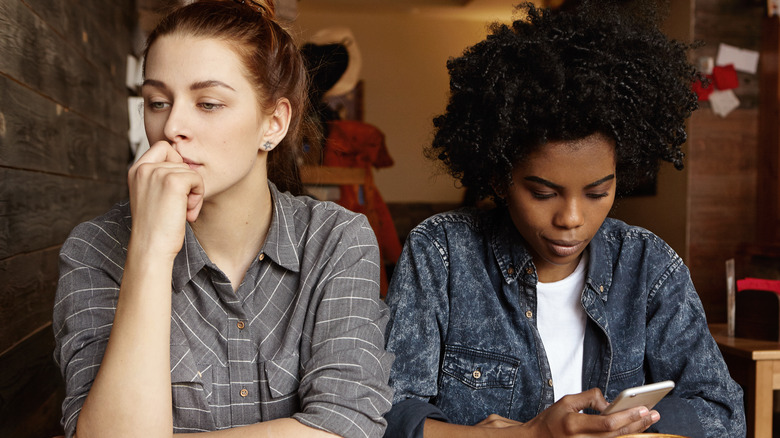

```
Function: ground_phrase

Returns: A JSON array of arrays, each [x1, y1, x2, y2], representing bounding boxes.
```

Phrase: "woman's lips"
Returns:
[[546, 239, 585, 257], [182, 158, 201, 169]]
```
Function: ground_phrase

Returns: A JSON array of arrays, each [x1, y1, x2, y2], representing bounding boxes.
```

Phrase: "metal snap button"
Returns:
[[525, 310, 533, 319]]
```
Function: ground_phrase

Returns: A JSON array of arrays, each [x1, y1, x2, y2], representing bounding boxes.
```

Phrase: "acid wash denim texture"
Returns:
[[383, 207, 745, 438]]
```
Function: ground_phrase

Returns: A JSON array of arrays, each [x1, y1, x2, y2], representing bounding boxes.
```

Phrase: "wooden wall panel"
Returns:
[[756, 17, 780, 242], [688, 0, 763, 323], [0, 75, 128, 179], [687, 108, 758, 322], [0, 324, 66, 438], [0, 0, 128, 133], [0, 248, 59, 354], [0, 169, 126, 259], [23, 0, 136, 84], [0, 0, 135, 435]]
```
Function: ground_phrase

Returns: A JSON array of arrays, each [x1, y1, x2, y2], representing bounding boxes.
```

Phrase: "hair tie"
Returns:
[[232, 0, 273, 17]]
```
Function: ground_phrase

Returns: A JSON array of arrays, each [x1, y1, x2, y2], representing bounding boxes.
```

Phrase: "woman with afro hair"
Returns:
[[382, 1, 745, 437]]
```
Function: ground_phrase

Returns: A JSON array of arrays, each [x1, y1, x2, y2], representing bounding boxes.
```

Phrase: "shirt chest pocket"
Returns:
[[259, 355, 301, 420], [170, 345, 214, 397], [437, 345, 520, 424], [169, 345, 216, 429]]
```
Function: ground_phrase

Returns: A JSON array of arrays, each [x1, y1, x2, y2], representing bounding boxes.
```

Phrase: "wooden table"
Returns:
[[710, 323, 780, 437]]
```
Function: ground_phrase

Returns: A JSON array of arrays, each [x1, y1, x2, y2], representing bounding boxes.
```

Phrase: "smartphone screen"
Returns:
[[600, 380, 675, 415]]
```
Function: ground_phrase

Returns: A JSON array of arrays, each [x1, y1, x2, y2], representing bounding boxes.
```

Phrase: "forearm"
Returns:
[[423, 419, 517, 438], [176, 418, 339, 438], [75, 418, 340, 438], [76, 245, 175, 438]]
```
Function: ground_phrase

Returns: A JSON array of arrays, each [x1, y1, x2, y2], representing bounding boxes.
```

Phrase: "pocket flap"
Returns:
[[441, 345, 518, 390], [264, 356, 300, 398]]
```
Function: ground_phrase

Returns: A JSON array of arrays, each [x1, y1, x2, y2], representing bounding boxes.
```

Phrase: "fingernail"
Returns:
[[638, 407, 649, 416], [651, 411, 660, 421]]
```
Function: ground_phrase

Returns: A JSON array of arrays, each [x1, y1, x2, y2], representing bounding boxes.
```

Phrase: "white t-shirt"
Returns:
[[536, 252, 588, 402]]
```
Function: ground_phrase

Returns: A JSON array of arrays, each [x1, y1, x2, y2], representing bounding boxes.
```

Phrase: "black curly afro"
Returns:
[[428, 1, 699, 199]]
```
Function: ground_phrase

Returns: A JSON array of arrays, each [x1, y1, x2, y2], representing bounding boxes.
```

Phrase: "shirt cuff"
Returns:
[[384, 398, 449, 438], [647, 397, 706, 438]]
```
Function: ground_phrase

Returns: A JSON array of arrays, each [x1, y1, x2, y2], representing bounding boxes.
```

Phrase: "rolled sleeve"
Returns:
[[294, 214, 394, 438], [384, 398, 449, 438], [53, 218, 127, 437]]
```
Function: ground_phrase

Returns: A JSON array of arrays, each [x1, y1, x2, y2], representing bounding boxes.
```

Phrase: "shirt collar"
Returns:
[[171, 182, 301, 292], [260, 182, 302, 273], [584, 219, 614, 299], [489, 209, 533, 284]]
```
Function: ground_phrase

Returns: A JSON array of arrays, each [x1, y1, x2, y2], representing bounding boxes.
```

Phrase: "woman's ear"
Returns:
[[260, 98, 291, 151]]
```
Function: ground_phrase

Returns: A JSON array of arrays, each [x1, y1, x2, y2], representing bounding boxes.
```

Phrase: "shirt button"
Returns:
[[507, 267, 515, 275], [258, 253, 265, 261], [525, 267, 534, 275], [240, 388, 249, 397], [237, 321, 245, 330], [548, 379, 554, 387], [599, 285, 604, 292], [525, 310, 533, 319], [472, 370, 482, 379]]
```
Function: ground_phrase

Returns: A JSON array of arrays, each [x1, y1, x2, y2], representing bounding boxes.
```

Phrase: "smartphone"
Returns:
[[600, 380, 675, 415]]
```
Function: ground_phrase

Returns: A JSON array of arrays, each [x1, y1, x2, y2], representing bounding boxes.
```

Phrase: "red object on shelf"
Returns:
[[712, 64, 739, 90], [692, 75, 714, 101], [737, 277, 780, 295]]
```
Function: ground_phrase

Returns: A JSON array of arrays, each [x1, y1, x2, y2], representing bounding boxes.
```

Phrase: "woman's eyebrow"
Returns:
[[524, 174, 615, 189], [140, 79, 236, 92], [190, 80, 236, 91], [524, 176, 563, 190], [585, 174, 615, 188], [142, 78, 167, 89]]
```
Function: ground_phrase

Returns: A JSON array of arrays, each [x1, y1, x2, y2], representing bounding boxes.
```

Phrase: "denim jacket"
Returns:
[[383, 208, 745, 438]]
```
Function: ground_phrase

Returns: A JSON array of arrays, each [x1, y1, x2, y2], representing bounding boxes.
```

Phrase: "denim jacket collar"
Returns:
[[489, 211, 532, 285], [585, 225, 614, 302], [488, 209, 613, 301]]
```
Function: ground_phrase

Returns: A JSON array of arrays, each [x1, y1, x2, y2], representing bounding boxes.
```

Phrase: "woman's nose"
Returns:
[[554, 198, 585, 229], [162, 103, 191, 143]]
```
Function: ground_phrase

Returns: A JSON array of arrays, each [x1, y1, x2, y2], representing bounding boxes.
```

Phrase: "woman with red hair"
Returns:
[[53, 2, 392, 437]]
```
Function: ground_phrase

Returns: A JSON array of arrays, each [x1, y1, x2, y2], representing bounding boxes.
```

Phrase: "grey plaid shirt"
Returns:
[[53, 183, 394, 438]]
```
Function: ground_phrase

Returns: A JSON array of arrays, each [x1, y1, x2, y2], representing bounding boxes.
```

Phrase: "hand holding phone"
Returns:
[[600, 380, 675, 415]]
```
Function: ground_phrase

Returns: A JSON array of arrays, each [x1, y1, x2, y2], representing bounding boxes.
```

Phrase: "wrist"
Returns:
[[127, 233, 180, 267], [120, 238, 176, 307]]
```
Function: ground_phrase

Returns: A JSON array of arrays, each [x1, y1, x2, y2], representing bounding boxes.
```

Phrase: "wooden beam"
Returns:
[[300, 165, 366, 186]]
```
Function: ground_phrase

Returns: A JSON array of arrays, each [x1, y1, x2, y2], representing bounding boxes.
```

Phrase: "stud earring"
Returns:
[[263, 141, 274, 151]]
